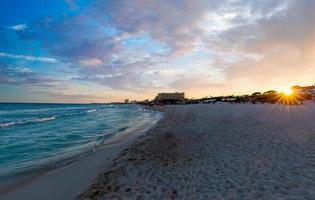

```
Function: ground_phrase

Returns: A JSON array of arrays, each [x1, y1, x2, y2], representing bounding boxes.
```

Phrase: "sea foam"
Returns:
[[0, 116, 56, 127], [86, 109, 97, 113]]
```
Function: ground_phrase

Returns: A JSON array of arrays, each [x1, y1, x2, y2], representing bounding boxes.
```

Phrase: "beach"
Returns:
[[2, 0, 315, 199], [2, 103, 315, 200], [80, 104, 315, 199]]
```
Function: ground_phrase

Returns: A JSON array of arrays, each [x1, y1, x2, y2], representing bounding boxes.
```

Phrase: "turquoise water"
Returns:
[[0, 103, 160, 183]]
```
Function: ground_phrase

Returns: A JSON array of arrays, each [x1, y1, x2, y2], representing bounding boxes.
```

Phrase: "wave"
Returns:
[[0, 116, 56, 127], [0, 106, 94, 115], [86, 109, 97, 113]]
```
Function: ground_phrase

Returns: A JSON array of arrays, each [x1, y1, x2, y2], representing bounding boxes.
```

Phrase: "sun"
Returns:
[[282, 88, 293, 96]]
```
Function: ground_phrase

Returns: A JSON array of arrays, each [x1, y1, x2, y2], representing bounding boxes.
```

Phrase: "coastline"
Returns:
[[2, 103, 315, 199], [80, 103, 315, 199], [0, 108, 163, 200]]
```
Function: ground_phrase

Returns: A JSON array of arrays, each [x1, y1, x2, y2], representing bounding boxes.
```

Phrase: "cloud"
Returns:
[[0, 62, 116, 103], [64, 0, 79, 10], [74, 59, 159, 91], [0, 52, 58, 63], [209, 0, 315, 92], [95, 0, 225, 55], [16, 15, 122, 64], [0, 64, 59, 87], [8, 24, 28, 31], [4, 0, 315, 100], [46, 93, 108, 103], [76, 0, 315, 94], [79, 58, 103, 67]]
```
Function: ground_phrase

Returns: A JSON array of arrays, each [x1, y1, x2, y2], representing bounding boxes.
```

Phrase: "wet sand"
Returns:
[[80, 104, 315, 200]]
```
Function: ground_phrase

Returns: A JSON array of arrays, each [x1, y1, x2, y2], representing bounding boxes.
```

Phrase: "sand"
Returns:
[[0, 114, 161, 200], [80, 103, 315, 200]]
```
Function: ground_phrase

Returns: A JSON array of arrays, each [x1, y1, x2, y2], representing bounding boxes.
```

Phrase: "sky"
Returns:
[[0, 0, 314, 103]]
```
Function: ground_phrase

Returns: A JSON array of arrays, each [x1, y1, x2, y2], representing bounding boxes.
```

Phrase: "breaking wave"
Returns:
[[0, 116, 56, 127]]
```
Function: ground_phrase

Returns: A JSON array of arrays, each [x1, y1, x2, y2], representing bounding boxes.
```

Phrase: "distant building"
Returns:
[[124, 99, 129, 104], [154, 92, 185, 102]]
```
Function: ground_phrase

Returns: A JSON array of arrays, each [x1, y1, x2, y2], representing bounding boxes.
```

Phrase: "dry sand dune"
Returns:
[[81, 104, 315, 200]]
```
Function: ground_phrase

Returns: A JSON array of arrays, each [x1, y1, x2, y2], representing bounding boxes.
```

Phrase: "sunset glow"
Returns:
[[1, 2, 315, 199], [282, 89, 293, 96], [0, 0, 314, 103]]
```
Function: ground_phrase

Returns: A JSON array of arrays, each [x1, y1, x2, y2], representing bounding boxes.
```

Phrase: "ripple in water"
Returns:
[[0, 103, 161, 184]]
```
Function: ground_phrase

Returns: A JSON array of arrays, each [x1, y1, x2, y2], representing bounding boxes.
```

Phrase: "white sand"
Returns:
[[81, 104, 315, 200], [0, 114, 161, 200]]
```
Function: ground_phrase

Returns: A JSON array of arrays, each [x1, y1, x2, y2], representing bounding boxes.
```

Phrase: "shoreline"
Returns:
[[80, 104, 315, 199], [3, 103, 315, 199], [0, 108, 163, 200]]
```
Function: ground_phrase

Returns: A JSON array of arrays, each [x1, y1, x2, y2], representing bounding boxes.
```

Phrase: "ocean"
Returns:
[[0, 103, 161, 185]]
